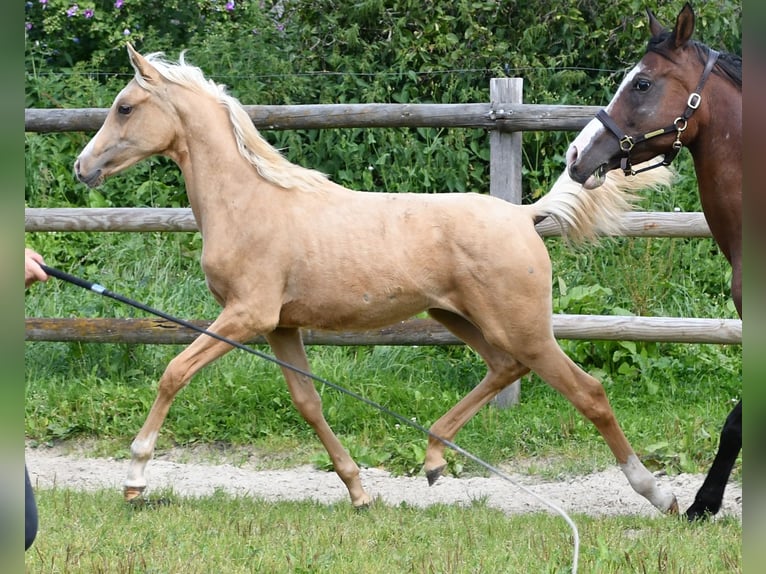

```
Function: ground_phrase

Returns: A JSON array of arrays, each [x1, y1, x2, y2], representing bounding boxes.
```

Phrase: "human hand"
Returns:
[[25, 248, 48, 288]]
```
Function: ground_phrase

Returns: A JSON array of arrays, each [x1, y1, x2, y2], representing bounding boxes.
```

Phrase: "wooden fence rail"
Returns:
[[25, 103, 601, 133], [25, 207, 712, 237], [25, 316, 742, 346]]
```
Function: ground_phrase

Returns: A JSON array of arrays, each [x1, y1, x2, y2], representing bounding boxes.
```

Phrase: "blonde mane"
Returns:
[[136, 52, 328, 190]]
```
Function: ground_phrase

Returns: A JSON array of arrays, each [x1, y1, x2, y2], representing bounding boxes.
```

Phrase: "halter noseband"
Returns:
[[596, 48, 720, 176]]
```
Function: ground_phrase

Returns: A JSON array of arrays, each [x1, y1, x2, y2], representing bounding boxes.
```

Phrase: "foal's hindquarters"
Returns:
[[420, 227, 678, 514]]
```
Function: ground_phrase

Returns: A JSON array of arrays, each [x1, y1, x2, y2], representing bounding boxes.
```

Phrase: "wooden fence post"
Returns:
[[489, 77, 523, 408]]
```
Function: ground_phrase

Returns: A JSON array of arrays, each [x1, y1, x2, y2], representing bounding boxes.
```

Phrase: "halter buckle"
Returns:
[[687, 92, 702, 109], [619, 135, 635, 152]]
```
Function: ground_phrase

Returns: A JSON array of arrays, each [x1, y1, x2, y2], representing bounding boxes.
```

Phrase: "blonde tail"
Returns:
[[526, 159, 674, 242]]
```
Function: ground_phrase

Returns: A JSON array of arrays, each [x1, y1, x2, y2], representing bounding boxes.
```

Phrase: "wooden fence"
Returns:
[[25, 79, 741, 350]]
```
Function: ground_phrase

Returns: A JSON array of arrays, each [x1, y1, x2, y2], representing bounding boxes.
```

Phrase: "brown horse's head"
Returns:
[[567, 3, 718, 188]]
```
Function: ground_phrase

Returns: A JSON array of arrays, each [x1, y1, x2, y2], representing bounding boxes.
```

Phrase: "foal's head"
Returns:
[[75, 44, 328, 192], [566, 2, 738, 188], [74, 44, 191, 188]]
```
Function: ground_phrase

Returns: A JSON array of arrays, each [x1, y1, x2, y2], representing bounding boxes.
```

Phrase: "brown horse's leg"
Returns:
[[685, 256, 741, 520], [124, 309, 257, 500], [522, 338, 678, 514], [685, 399, 741, 520], [731, 258, 742, 319], [424, 309, 530, 484], [266, 327, 371, 508]]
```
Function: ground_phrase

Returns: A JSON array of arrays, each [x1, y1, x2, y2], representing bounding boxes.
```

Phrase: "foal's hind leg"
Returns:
[[125, 308, 257, 500], [523, 339, 678, 514], [686, 399, 741, 521], [266, 327, 371, 508], [423, 309, 531, 484]]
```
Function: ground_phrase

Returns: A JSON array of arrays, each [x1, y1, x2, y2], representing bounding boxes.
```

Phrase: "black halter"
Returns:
[[596, 48, 720, 176]]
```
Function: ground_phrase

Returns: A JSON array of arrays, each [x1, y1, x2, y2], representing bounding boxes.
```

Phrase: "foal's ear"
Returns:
[[126, 43, 160, 84], [670, 2, 695, 49]]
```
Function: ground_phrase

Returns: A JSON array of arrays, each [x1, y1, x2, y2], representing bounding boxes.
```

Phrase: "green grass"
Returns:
[[24, 488, 741, 574]]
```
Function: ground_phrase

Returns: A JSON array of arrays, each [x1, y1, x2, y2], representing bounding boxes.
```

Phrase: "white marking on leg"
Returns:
[[125, 431, 158, 489], [619, 454, 677, 512]]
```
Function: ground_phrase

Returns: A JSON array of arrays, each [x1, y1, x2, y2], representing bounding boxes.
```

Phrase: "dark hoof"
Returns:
[[685, 504, 716, 522], [426, 465, 446, 486], [353, 502, 371, 513], [123, 485, 145, 502]]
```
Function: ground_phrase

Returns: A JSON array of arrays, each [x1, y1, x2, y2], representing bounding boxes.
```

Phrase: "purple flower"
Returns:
[[66, 4, 79, 17], [25, 22, 33, 31], [39, 0, 47, 6], [114, 0, 123, 8], [123, 28, 130, 36], [225, 1, 235, 11], [84, 8, 94, 18]]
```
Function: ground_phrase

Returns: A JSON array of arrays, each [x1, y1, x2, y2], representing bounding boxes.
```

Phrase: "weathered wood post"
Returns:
[[489, 77, 523, 408]]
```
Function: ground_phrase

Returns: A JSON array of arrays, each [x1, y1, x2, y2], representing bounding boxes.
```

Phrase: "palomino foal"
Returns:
[[74, 44, 677, 514]]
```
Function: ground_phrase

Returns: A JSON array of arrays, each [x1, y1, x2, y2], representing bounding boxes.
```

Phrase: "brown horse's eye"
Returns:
[[118, 104, 133, 115], [634, 78, 652, 92]]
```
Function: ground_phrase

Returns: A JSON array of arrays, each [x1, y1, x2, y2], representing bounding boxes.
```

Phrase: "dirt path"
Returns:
[[25, 443, 741, 519]]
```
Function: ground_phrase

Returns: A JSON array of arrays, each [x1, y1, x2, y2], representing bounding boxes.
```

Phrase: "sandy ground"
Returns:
[[25, 442, 741, 520]]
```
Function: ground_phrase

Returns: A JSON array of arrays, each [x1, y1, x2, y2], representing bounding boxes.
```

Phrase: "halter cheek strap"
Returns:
[[596, 48, 720, 176]]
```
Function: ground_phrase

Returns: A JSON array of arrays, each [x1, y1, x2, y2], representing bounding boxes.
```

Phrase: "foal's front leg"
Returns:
[[266, 327, 371, 508], [124, 311, 256, 500]]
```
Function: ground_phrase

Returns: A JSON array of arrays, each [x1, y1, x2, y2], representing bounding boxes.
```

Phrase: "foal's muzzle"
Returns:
[[74, 158, 104, 188]]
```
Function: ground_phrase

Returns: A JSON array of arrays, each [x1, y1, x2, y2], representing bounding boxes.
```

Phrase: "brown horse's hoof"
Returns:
[[425, 464, 446, 486], [124, 486, 145, 502]]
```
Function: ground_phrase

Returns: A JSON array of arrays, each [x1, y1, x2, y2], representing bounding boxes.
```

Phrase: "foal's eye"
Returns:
[[118, 104, 133, 115], [634, 78, 652, 92]]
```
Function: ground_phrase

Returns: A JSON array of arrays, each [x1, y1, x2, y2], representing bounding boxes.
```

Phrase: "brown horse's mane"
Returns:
[[137, 52, 329, 191], [647, 34, 742, 91]]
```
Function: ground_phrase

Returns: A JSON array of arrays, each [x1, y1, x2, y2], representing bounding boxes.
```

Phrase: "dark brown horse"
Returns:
[[566, 2, 741, 521]]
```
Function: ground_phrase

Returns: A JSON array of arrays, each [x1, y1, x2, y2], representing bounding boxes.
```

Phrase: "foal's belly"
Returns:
[[278, 289, 431, 331]]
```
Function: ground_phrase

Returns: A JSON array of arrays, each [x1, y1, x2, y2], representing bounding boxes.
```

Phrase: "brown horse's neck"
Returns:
[[687, 78, 742, 256], [687, 75, 742, 316]]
